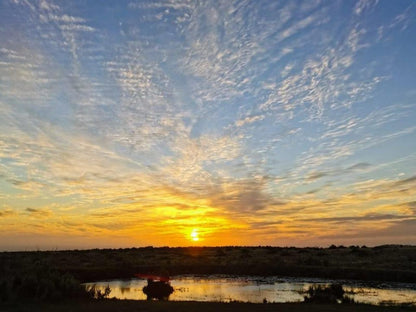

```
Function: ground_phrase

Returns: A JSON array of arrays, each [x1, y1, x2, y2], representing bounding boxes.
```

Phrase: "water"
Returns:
[[84, 275, 416, 305]]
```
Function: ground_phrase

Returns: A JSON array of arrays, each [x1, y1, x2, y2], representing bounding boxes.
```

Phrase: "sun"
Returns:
[[190, 228, 199, 242]]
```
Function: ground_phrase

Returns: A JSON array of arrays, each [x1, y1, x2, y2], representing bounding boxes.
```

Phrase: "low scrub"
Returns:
[[85, 284, 111, 300], [0, 258, 88, 303], [304, 283, 354, 304]]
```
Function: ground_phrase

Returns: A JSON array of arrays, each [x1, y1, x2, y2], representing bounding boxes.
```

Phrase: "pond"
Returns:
[[84, 275, 416, 305]]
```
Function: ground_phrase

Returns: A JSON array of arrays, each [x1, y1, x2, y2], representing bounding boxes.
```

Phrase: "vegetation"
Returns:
[[85, 284, 111, 300], [0, 246, 415, 311], [0, 256, 85, 303], [304, 283, 354, 304], [0, 255, 110, 303], [1, 245, 414, 283]]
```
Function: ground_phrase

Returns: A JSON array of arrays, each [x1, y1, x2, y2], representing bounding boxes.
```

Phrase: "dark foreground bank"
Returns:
[[1, 300, 415, 312]]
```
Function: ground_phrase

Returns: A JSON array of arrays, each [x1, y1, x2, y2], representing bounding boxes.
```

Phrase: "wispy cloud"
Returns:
[[235, 115, 265, 127], [0, 209, 16, 217], [26, 207, 52, 217], [354, 0, 379, 16]]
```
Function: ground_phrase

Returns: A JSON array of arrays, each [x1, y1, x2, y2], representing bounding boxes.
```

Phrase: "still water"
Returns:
[[84, 275, 416, 305]]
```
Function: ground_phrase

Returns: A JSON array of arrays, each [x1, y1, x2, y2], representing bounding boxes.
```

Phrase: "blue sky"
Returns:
[[0, 0, 415, 250]]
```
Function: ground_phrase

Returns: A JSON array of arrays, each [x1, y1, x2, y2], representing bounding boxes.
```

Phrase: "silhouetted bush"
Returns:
[[304, 284, 354, 304], [0, 258, 88, 303], [85, 284, 111, 300]]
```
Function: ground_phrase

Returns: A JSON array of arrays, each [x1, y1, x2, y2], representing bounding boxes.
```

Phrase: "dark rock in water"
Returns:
[[143, 279, 174, 300]]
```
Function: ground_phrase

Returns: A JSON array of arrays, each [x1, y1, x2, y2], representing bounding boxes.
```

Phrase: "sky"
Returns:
[[0, 0, 415, 250]]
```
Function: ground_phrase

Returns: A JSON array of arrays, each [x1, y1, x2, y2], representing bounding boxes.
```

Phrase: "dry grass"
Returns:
[[3, 245, 414, 283]]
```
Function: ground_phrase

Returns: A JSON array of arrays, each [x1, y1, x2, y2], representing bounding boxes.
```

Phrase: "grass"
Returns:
[[2, 245, 415, 283], [1, 300, 416, 312]]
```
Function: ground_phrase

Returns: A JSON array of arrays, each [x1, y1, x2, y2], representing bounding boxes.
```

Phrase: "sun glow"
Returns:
[[190, 229, 199, 242]]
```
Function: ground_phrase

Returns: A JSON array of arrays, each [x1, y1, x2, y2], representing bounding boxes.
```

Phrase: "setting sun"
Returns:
[[190, 229, 199, 242]]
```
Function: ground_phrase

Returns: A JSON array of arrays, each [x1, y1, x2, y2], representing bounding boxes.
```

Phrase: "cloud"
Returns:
[[400, 201, 416, 215], [318, 219, 416, 244], [354, 0, 379, 16], [179, 1, 262, 102], [235, 115, 265, 128], [48, 14, 86, 23], [0, 47, 53, 104], [301, 163, 371, 185], [58, 24, 95, 32], [347, 163, 371, 171], [305, 171, 327, 182], [285, 102, 414, 189], [260, 23, 381, 119], [303, 213, 412, 224], [276, 11, 322, 43], [0, 209, 16, 217], [25, 208, 52, 217], [378, 3, 414, 39], [158, 134, 241, 191], [209, 179, 274, 215], [393, 175, 416, 187]]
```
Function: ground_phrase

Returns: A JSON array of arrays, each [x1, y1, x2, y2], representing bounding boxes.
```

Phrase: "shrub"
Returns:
[[0, 258, 88, 303], [304, 283, 354, 304], [85, 284, 111, 300]]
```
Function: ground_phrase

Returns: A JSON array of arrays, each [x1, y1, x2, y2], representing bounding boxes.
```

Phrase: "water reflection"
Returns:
[[83, 275, 416, 305], [119, 287, 131, 295]]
